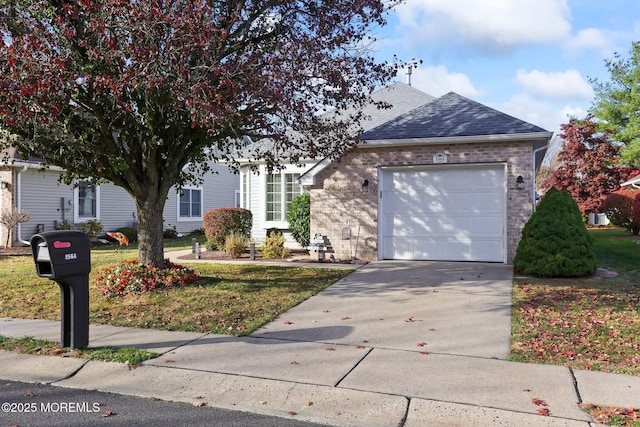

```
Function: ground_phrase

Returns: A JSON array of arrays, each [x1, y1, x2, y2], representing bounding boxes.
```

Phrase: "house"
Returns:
[[239, 83, 552, 263], [621, 174, 640, 189], [0, 149, 239, 247], [235, 82, 435, 245]]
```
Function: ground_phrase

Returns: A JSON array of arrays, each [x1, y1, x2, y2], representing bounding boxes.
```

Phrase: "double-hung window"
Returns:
[[74, 181, 100, 222], [179, 188, 203, 220]]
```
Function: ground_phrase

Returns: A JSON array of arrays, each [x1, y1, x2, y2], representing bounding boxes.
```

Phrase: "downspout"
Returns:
[[16, 165, 30, 245], [532, 141, 549, 212]]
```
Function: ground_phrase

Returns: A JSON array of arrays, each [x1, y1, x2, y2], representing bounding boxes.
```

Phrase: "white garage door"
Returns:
[[380, 164, 506, 262]]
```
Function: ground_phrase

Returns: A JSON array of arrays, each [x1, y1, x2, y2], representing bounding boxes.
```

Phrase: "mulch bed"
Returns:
[[178, 249, 355, 264], [0, 246, 32, 256]]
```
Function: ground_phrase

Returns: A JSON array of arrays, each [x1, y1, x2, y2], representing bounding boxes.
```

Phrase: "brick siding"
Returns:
[[309, 141, 534, 264]]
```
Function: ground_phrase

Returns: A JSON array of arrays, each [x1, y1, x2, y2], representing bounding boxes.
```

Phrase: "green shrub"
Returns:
[[287, 192, 310, 247], [602, 188, 640, 235], [514, 187, 597, 277], [205, 239, 219, 251], [203, 208, 252, 248], [115, 227, 138, 243], [163, 225, 178, 239], [262, 231, 290, 259], [224, 231, 248, 258], [80, 219, 103, 238]]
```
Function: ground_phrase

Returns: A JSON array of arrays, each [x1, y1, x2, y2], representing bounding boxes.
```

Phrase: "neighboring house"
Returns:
[[621, 173, 640, 189], [236, 82, 551, 264], [0, 152, 239, 247]]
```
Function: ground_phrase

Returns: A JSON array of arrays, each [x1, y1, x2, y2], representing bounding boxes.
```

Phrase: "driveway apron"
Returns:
[[252, 260, 514, 359]]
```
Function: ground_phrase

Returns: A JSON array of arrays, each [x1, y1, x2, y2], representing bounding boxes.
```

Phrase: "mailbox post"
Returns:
[[30, 231, 91, 349]]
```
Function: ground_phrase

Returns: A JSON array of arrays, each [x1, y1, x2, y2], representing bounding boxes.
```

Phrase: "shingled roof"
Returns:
[[360, 91, 549, 141]]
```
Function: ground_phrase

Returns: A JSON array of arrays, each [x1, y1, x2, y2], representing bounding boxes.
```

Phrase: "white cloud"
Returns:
[[394, 0, 571, 52], [399, 65, 480, 97], [500, 94, 556, 131], [515, 69, 594, 101], [563, 28, 618, 58]]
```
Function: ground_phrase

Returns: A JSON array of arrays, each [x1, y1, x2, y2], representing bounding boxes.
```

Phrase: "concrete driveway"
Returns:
[[252, 260, 514, 359]]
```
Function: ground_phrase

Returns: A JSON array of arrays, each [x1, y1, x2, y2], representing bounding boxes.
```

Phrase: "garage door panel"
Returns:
[[381, 165, 506, 262]]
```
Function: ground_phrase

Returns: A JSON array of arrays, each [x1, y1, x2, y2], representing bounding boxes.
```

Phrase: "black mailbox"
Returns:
[[30, 231, 91, 349]]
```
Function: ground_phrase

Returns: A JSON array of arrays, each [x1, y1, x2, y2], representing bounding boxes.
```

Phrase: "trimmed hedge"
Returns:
[[602, 188, 640, 235], [203, 208, 252, 249], [514, 187, 597, 277]]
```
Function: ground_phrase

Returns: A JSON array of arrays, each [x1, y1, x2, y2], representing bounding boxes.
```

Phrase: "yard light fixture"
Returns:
[[361, 179, 369, 193], [516, 175, 525, 190]]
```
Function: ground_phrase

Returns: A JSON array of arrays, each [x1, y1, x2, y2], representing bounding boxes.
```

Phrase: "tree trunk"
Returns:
[[136, 193, 168, 268]]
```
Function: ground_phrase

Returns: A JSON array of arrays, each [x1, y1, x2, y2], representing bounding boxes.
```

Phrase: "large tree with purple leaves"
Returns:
[[543, 116, 634, 215], [0, 0, 399, 267]]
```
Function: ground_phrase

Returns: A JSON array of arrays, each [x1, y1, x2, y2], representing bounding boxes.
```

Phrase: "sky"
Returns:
[[371, 0, 640, 142]]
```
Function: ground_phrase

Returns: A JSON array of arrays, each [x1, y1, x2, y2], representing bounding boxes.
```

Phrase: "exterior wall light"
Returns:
[[516, 175, 525, 190], [0, 181, 8, 190], [361, 179, 369, 193]]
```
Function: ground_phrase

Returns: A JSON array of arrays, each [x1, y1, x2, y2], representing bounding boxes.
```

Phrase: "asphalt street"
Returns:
[[0, 379, 327, 427]]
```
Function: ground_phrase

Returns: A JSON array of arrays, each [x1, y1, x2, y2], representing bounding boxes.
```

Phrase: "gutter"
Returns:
[[16, 165, 30, 245], [357, 132, 554, 148], [532, 140, 550, 212]]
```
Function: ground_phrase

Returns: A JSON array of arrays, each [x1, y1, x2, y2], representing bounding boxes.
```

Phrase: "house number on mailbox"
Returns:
[[65, 253, 78, 261], [433, 153, 448, 163]]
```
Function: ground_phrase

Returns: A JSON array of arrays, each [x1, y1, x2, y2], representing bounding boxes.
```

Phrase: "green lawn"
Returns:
[[0, 236, 353, 336]]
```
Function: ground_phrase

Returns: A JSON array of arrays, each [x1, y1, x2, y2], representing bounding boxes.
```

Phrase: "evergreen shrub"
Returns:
[[287, 193, 311, 247], [514, 187, 597, 277]]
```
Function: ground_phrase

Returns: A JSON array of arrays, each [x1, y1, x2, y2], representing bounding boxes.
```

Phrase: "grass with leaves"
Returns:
[[510, 228, 640, 375], [0, 236, 353, 337]]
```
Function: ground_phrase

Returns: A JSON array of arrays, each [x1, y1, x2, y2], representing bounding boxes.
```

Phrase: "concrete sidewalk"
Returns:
[[2, 260, 640, 426]]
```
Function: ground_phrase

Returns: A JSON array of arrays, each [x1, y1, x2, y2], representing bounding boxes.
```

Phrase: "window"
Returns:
[[179, 188, 202, 219], [266, 174, 282, 221], [75, 181, 100, 221], [266, 173, 301, 222]]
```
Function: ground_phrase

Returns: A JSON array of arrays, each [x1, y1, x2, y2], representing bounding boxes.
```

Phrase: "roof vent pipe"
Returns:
[[406, 66, 412, 86]]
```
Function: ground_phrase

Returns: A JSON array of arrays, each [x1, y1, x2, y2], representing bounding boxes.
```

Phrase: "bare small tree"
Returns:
[[0, 208, 30, 248]]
